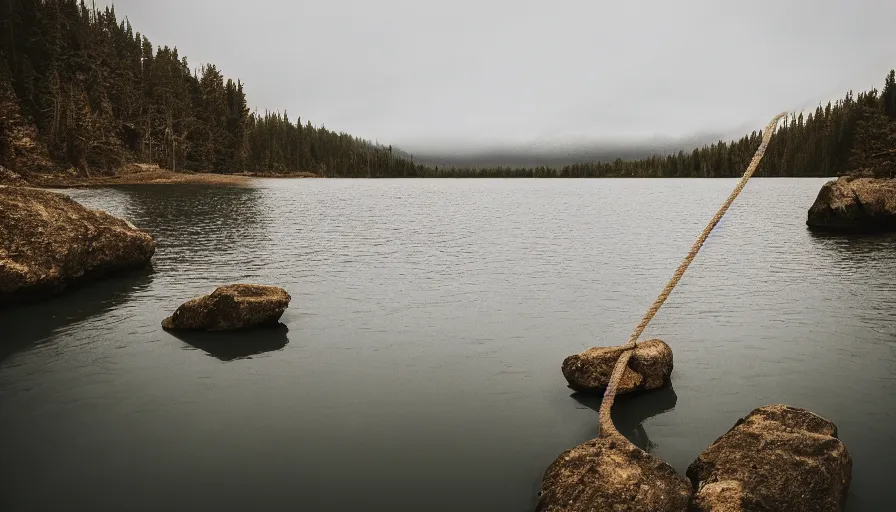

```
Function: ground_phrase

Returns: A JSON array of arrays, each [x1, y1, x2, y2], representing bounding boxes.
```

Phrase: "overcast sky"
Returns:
[[100, 0, 895, 155]]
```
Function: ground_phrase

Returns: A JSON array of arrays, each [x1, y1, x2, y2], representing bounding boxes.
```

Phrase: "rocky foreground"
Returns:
[[162, 284, 291, 331], [0, 186, 155, 304], [537, 405, 851, 511], [807, 176, 896, 232], [562, 339, 673, 394]]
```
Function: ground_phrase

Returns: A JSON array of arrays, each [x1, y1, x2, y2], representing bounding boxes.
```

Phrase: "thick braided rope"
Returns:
[[598, 112, 787, 439]]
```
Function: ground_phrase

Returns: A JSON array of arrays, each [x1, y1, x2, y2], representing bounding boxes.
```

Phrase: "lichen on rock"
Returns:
[[687, 404, 852, 512], [536, 436, 693, 512]]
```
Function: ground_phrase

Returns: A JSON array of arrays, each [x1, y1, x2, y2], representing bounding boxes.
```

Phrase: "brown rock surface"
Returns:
[[807, 176, 896, 232], [536, 437, 692, 512], [687, 404, 852, 512], [162, 284, 291, 331], [0, 186, 155, 304], [562, 339, 673, 394], [0, 166, 27, 186]]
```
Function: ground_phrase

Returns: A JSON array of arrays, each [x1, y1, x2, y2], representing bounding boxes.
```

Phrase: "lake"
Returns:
[[2, 178, 894, 511]]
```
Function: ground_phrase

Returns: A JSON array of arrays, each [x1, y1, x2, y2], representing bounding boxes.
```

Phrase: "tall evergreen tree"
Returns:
[[883, 69, 896, 121]]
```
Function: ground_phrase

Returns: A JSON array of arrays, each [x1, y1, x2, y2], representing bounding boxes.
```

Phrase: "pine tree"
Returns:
[[883, 70, 896, 121]]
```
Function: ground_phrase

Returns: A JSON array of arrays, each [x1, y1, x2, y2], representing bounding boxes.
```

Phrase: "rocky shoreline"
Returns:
[[11, 168, 251, 188], [0, 164, 322, 189]]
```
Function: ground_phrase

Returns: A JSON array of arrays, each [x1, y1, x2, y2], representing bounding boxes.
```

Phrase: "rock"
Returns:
[[807, 176, 896, 232], [162, 284, 290, 331], [562, 339, 673, 394], [0, 166, 27, 186], [687, 404, 852, 512], [536, 437, 693, 512], [0, 186, 155, 304]]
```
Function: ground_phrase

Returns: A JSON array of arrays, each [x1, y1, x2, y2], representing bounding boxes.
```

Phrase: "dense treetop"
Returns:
[[0, 1, 893, 178]]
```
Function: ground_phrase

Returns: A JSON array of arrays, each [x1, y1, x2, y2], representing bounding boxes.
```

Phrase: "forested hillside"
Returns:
[[0, 1, 893, 179], [0, 0, 417, 177]]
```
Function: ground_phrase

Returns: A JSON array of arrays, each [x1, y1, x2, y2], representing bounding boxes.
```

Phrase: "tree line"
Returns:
[[1, 1, 893, 178]]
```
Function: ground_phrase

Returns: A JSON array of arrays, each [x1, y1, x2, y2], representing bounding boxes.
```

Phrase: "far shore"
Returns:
[[20, 169, 321, 189], [1, 165, 850, 190]]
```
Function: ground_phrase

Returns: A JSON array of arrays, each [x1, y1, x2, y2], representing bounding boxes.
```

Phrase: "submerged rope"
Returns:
[[598, 112, 787, 439]]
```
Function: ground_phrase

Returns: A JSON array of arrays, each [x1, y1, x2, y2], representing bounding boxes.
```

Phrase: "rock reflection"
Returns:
[[0, 268, 154, 362], [572, 384, 678, 453], [166, 323, 290, 361], [807, 230, 896, 258]]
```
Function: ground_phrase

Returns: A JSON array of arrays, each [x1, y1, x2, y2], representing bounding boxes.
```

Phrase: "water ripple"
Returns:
[[1, 178, 894, 512]]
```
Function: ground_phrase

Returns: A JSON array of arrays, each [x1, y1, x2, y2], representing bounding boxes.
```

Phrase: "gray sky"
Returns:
[[102, 0, 895, 155]]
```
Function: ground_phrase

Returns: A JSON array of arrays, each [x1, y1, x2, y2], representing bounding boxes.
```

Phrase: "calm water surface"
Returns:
[[2, 179, 895, 511]]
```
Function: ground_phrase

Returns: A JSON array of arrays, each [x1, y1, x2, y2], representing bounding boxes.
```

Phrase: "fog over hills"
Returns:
[[407, 132, 729, 168]]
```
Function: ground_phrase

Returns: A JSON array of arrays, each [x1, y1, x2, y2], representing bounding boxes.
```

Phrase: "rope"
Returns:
[[598, 112, 787, 439]]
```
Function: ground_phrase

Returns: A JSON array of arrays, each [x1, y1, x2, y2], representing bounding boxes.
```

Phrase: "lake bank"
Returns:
[[22, 169, 253, 188], [1, 166, 323, 188], [0, 164, 856, 190]]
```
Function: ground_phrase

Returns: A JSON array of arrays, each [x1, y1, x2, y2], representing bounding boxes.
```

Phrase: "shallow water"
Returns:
[[1, 178, 894, 511]]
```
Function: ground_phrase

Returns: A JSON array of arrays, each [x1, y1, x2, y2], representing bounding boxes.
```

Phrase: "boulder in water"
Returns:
[[562, 339, 673, 394], [687, 404, 852, 512], [162, 284, 291, 331], [807, 176, 896, 232], [0, 186, 155, 305], [536, 436, 692, 512]]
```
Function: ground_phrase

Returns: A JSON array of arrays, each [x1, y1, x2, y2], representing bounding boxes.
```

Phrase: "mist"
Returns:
[[98, 0, 896, 162]]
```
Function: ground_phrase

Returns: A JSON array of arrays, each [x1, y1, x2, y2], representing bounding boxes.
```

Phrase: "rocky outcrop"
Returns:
[[562, 339, 673, 394], [687, 404, 852, 512], [0, 166, 27, 186], [807, 176, 896, 232], [0, 186, 155, 304], [536, 437, 692, 512], [162, 284, 291, 331]]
